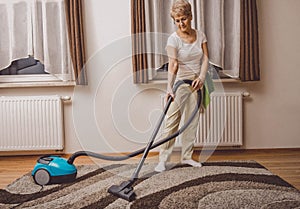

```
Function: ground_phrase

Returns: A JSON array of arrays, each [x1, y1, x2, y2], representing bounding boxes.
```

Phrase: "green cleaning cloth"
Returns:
[[203, 74, 215, 109]]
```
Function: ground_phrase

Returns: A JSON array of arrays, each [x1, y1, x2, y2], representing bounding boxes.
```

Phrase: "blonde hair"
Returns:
[[170, 0, 192, 19]]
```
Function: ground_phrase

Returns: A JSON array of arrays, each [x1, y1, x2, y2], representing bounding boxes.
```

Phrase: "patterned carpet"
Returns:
[[1, 161, 300, 209]]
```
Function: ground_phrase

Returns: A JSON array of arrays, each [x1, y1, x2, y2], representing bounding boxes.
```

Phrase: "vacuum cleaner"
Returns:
[[32, 80, 202, 202]]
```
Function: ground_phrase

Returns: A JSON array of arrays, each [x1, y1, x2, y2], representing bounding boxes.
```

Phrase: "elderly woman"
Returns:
[[155, 0, 209, 172]]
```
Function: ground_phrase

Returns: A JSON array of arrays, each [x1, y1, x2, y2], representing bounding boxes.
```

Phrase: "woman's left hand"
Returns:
[[192, 77, 204, 91]]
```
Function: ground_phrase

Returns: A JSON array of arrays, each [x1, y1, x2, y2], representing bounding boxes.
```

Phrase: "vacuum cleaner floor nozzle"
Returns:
[[108, 180, 136, 202]]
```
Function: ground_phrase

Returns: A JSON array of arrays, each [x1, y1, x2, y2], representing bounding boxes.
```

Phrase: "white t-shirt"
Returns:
[[166, 30, 207, 81]]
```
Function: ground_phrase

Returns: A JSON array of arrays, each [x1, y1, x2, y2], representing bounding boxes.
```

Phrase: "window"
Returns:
[[131, 0, 260, 83], [0, 0, 74, 85]]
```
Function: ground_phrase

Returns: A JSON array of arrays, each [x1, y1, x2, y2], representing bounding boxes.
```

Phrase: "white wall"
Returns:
[[1, 0, 299, 154], [239, 0, 300, 148]]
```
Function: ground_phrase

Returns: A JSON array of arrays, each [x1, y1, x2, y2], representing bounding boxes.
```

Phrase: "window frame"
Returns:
[[0, 74, 75, 88], [0, 0, 75, 87]]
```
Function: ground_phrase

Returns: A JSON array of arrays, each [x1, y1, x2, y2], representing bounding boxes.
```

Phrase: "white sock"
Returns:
[[154, 162, 166, 172], [181, 159, 202, 167]]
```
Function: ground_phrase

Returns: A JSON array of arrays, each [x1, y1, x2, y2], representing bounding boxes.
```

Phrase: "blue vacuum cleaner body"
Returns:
[[32, 156, 77, 185]]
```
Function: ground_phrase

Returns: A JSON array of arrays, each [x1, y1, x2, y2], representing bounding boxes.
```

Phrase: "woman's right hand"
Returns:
[[166, 92, 175, 102]]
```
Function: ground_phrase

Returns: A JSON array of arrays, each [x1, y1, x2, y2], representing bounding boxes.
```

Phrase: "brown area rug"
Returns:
[[1, 161, 300, 209]]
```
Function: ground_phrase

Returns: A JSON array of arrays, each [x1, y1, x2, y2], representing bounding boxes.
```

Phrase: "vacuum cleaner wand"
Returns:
[[108, 96, 173, 202], [108, 80, 203, 202]]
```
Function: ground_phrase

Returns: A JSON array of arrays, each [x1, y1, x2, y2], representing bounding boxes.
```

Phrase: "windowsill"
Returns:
[[0, 81, 76, 88], [0, 75, 76, 88], [147, 78, 241, 85], [148, 69, 241, 84]]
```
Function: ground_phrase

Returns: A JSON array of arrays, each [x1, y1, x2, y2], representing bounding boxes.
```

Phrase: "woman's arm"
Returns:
[[166, 46, 178, 99], [199, 42, 209, 82], [192, 42, 209, 91]]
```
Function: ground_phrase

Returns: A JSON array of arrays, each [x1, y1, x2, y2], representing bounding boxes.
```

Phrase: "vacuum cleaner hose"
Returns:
[[68, 80, 202, 164]]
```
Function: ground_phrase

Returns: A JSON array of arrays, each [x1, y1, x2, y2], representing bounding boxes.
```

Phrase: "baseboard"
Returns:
[[0, 150, 65, 157]]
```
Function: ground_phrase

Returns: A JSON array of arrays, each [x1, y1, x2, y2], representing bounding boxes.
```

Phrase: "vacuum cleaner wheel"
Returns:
[[33, 169, 51, 185]]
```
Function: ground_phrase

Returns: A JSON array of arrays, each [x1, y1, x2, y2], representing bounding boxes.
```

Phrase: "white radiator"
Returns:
[[175, 92, 247, 147], [0, 95, 68, 151]]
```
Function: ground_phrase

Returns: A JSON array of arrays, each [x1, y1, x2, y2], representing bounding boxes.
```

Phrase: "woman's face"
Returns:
[[174, 14, 192, 32]]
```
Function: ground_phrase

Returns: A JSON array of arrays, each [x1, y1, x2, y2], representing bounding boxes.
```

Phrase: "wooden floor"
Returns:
[[0, 149, 299, 190]]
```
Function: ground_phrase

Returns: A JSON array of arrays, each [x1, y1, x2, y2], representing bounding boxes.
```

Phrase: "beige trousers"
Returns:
[[159, 83, 201, 162]]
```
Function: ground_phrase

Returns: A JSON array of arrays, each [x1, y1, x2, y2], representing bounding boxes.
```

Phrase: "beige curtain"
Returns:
[[65, 0, 87, 85]]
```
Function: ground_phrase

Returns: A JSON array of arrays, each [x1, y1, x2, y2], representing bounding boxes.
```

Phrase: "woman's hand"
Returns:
[[192, 77, 204, 91], [166, 92, 175, 102]]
